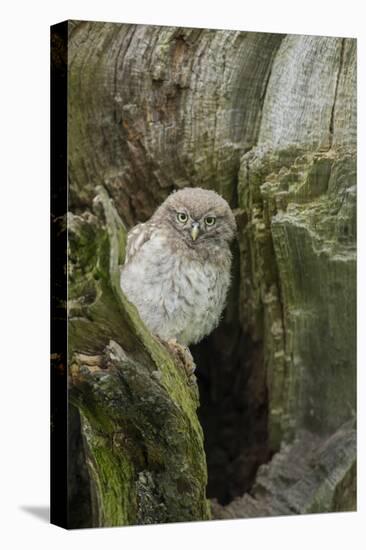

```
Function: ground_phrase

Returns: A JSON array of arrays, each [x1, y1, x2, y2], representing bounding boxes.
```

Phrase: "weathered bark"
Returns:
[[68, 22, 284, 219], [66, 21, 356, 525], [212, 420, 356, 518]]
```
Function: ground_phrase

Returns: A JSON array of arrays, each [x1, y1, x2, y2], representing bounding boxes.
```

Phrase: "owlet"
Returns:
[[120, 187, 236, 347]]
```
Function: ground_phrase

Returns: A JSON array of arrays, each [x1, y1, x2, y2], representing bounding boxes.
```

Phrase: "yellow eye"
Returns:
[[205, 216, 216, 226], [177, 212, 188, 223]]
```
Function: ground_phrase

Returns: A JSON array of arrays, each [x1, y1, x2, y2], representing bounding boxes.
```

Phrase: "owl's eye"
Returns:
[[205, 216, 216, 226], [177, 212, 188, 224]]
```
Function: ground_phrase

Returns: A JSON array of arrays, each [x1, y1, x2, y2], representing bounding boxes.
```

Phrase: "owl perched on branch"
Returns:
[[120, 187, 236, 366]]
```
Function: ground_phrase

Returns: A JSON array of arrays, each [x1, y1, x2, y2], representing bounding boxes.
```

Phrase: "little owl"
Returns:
[[120, 187, 236, 365]]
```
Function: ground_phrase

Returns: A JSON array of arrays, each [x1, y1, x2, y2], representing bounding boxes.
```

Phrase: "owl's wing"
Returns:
[[124, 222, 154, 265]]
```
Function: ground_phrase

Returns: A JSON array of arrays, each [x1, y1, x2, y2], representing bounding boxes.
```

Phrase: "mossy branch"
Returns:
[[68, 186, 210, 526]]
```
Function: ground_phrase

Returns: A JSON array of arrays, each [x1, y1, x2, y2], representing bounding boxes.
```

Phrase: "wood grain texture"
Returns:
[[68, 23, 284, 220]]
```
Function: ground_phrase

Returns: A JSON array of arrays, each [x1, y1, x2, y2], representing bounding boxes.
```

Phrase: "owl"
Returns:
[[120, 187, 236, 354]]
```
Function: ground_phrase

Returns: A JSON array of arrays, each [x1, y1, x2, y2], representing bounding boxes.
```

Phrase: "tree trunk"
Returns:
[[64, 21, 356, 526]]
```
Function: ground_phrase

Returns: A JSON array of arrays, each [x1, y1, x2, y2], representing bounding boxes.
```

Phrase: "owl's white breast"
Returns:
[[120, 230, 231, 346]]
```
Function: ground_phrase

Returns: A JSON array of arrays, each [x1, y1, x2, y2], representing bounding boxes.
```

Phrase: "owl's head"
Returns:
[[153, 187, 237, 247]]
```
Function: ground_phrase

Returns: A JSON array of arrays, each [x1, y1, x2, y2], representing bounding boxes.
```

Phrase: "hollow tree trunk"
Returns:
[[62, 21, 356, 526]]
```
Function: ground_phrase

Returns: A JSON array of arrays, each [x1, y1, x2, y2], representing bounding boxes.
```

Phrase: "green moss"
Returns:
[[80, 413, 137, 526]]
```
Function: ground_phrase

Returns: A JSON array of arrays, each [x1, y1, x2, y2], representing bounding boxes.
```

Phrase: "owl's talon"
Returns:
[[163, 338, 196, 382]]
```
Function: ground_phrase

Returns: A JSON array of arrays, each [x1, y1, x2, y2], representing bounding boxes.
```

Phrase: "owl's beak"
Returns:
[[191, 222, 200, 241]]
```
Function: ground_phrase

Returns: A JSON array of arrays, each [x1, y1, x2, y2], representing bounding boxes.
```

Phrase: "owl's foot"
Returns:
[[164, 338, 196, 384]]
